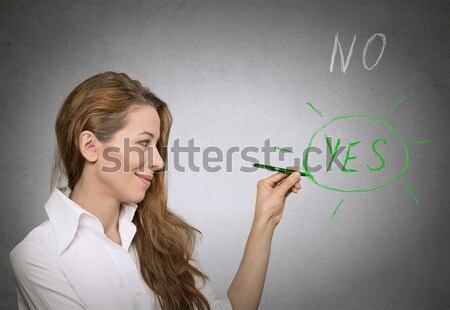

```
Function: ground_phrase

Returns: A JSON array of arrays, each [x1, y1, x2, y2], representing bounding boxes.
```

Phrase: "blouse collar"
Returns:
[[45, 186, 138, 255]]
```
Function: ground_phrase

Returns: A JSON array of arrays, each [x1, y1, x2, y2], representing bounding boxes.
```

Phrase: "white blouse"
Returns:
[[9, 186, 233, 310]]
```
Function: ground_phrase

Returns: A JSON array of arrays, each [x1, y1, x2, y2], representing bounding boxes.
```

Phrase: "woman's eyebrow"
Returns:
[[138, 131, 160, 141]]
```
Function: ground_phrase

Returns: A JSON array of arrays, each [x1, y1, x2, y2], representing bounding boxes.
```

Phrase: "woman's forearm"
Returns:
[[227, 167, 300, 309], [227, 218, 276, 310]]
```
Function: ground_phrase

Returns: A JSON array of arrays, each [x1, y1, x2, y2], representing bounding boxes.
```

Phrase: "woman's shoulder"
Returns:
[[9, 220, 58, 265]]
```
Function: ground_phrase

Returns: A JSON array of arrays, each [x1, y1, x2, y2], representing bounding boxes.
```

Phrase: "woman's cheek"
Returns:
[[129, 151, 144, 173]]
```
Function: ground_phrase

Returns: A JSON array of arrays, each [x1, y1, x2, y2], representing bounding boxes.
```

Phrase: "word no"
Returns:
[[330, 32, 386, 73]]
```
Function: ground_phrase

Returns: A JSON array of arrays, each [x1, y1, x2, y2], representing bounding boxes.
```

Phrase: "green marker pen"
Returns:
[[252, 163, 310, 177]]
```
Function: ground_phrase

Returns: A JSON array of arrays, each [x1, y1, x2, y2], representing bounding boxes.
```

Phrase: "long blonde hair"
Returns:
[[50, 71, 211, 310]]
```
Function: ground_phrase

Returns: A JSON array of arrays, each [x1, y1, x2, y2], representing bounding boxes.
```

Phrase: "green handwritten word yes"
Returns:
[[325, 134, 387, 173]]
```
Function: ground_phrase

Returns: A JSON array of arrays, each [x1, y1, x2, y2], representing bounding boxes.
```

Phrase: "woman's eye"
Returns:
[[139, 140, 151, 147]]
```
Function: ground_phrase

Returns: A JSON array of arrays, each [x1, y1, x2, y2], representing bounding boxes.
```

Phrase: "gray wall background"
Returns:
[[1, 0, 449, 309]]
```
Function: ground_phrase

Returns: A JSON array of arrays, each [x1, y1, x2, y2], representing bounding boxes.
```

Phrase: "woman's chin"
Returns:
[[132, 190, 147, 204]]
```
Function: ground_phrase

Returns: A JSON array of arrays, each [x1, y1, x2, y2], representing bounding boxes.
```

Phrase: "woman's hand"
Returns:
[[254, 165, 302, 228]]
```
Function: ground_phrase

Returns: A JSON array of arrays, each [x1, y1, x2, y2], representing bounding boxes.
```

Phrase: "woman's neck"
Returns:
[[69, 176, 121, 241]]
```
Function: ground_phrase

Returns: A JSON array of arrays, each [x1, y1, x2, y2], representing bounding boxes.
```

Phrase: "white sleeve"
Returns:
[[9, 242, 87, 310], [190, 260, 233, 310]]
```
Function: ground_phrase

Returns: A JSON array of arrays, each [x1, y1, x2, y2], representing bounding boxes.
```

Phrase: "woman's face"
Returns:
[[95, 105, 164, 204]]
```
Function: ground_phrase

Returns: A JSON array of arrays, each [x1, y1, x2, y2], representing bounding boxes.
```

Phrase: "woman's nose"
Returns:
[[150, 147, 165, 172]]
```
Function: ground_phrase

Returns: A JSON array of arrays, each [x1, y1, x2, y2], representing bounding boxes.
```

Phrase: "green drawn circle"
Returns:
[[303, 114, 410, 192]]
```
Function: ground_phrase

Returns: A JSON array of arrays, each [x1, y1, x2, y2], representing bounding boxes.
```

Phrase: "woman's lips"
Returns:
[[135, 173, 152, 186]]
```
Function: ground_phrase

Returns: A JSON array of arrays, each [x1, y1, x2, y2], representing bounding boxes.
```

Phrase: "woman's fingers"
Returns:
[[284, 183, 301, 203], [276, 171, 301, 196], [280, 178, 301, 191], [263, 165, 301, 188], [265, 172, 290, 188], [287, 178, 301, 196]]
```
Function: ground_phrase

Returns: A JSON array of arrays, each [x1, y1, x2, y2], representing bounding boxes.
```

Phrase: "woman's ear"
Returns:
[[78, 130, 101, 163]]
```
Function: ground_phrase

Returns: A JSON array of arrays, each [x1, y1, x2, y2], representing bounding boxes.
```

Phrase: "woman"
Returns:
[[9, 71, 302, 310]]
